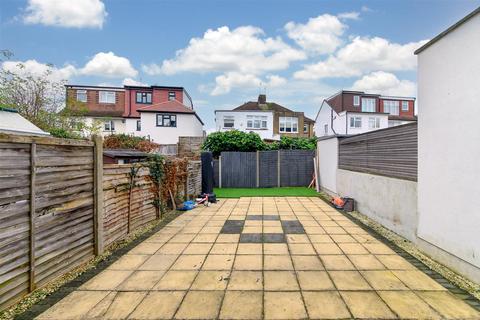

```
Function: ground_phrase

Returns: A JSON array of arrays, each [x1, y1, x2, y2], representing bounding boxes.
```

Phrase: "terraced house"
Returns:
[[314, 90, 417, 136], [215, 94, 315, 141], [65, 84, 204, 144]]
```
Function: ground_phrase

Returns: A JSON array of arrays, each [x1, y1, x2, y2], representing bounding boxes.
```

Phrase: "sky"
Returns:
[[1, 0, 479, 130]]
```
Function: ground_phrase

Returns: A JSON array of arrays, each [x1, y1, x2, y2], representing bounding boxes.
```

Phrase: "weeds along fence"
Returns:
[[0, 133, 201, 311]]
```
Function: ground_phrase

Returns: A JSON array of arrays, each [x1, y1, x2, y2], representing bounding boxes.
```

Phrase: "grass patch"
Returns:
[[214, 187, 318, 198]]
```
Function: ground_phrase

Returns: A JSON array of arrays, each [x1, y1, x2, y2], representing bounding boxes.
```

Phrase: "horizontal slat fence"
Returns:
[[0, 134, 96, 310], [338, 123, 418, 181]]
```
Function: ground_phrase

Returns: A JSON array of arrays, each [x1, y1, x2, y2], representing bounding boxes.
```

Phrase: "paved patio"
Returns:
[[36, 197, 479, 319]]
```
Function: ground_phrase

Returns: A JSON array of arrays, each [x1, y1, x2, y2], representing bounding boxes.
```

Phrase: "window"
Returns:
[[402, 101, 409, 111], [324, 124, 328, 135], [368, 117, 380, 129], [304, 124, 308, 133], [383, 100, 400, 115], [104, 120, 115, 131], [168, 92, 176, 101], [156, 114, 177, 127], [76, 90, 87, 102], [361, 98, 376, 112], [136, 120, 141, 131], [353, 95, 360, 106], [136, 92, 152, 104], [246, 115, 267, 129], [279, 117, 298, 133], [223, 116, 235, 128], [99, 91, 116, 104], [349, 117, 362, 128]]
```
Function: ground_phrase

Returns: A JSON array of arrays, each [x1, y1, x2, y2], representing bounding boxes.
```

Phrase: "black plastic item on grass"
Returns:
[[201, 152, 216, 202]]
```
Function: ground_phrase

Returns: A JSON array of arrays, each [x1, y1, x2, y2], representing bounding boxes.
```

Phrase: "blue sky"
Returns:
[[1, 0, 479, 129]]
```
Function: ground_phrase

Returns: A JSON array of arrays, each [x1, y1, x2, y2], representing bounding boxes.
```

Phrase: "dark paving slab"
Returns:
[[240, 233, 263, 243], [281, 221, 305, 234], [246, 215, 263, 220], [263, 215, 280, 220], [220, 220, 245, 234], [263, 233, 286, 243]]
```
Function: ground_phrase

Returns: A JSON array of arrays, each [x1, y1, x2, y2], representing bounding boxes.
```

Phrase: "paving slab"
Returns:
[[33, 197, 480, 320]]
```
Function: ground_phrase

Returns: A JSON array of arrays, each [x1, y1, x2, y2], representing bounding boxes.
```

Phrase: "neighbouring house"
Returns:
[[314, 90, 416, 136], [103, 149, 149, 164], [415, 7, 480, 281], [215, 94, 315, 141], [0, 106, 49, 136], [65, 84, 204, 144]]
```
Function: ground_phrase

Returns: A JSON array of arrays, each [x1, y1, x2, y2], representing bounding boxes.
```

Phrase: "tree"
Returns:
[[0, 53, 88, 138]]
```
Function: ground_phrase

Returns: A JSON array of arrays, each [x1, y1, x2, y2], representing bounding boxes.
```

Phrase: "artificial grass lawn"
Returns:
[[214, 187, 319, 198]]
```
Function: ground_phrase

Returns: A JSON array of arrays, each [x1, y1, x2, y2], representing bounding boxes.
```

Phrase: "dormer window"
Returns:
[[402, 101, 409, 111], [99, 91, 116, 104], [136, 92, 152, 104], [353, 95, 360, 106], [168, 92, 176, 101], [76, 90, 87, 102]]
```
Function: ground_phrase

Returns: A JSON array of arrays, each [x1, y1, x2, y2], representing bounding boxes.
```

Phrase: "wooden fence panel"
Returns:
[[338, 123, 418, 181]]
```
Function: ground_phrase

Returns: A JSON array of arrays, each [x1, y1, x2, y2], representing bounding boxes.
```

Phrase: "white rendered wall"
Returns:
[[215, 111, 274, 140], [317, 137, 338, 194], [314, 102, 337, 136], [337, 169, 418, 241], [345, 113, 389, 135], [141, 113, 203, 144], [417, 14, 480, 270], [84, 117, 126, 137]]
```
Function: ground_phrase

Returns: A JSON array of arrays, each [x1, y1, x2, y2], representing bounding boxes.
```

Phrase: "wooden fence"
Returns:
[[0, 133, 202, 311], [338, 123, 418, 181]]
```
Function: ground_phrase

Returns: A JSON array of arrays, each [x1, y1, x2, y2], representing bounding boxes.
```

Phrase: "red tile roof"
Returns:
[[137, 100, 204, 125]]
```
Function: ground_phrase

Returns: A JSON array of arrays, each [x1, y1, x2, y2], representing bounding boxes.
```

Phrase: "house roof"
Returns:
[[0, 106, 49, 136], [415, 7, 480, 54], [137, 100, 204, 125], [229, 95, 315, 123]]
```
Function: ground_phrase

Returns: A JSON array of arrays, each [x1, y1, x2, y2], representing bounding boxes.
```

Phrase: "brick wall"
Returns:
[[178, 136, 205, 158]]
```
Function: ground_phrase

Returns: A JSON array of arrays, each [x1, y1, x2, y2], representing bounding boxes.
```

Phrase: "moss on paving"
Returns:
[[214, 187, 318, 198]]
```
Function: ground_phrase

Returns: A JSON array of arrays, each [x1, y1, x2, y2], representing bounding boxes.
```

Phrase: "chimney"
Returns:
[[258, 94, 266, 105]]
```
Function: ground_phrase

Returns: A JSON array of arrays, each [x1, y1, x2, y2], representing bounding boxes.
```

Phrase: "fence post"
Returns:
[[93, 135, 104, 255], [256, 151, 260, 188], [277, 150, 281, 187], [29, 143, 36, 291], [219, 156, 222, 188]]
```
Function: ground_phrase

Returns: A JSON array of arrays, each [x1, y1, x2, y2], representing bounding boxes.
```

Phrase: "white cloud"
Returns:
[[211, 73, 288, 96], [351, 71, 416, 97], [142, 26, 305, 76], [80, 52, 138, 78], [284, 14, 346, 55], [294, 36, 428, 80], [22, 0, 107, 29], [2, 59, 76, 81], [338, 12, 360, 20], [122, 78, 148, 86]]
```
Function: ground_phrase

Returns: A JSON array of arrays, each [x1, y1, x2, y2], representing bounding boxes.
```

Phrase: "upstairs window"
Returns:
[[361, 98, 376, 112], [247, 115, 267, 129], [279, 117, 298, 133], [76, 90, 87, 102], [157, 114, 177, 127], [136, 120, 141, 131], [99, 91, 116, 104], [402, 101, 409, 111], [350, 117, 362, 128], [168, 92, 176, 101], [353, 95, 360, 106], [368, 117, 380, 129], [104, 120, 115, 131], [383, 100, 400, 115], [136, 92, 152, 104], [223, 116, 235, 128]]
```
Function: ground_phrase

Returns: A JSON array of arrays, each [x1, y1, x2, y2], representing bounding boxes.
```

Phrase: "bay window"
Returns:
[[279, 117, 298, 133]]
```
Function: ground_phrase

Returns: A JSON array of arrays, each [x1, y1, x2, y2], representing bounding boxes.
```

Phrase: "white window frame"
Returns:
[[383, 100, 400, 116], [368, 117, 380, 129], [76, 90, 87, 102], [246, 115, 268, 129], [402, 101, 409, 111], [361, 98, 376, 112], [99, 91, 116, 104], [104, 120, 115, 131], [350, 116, 362, 128], [279, 117, 298, 133], [353, 95, 360, 106], [223, 115, 235, 128]]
